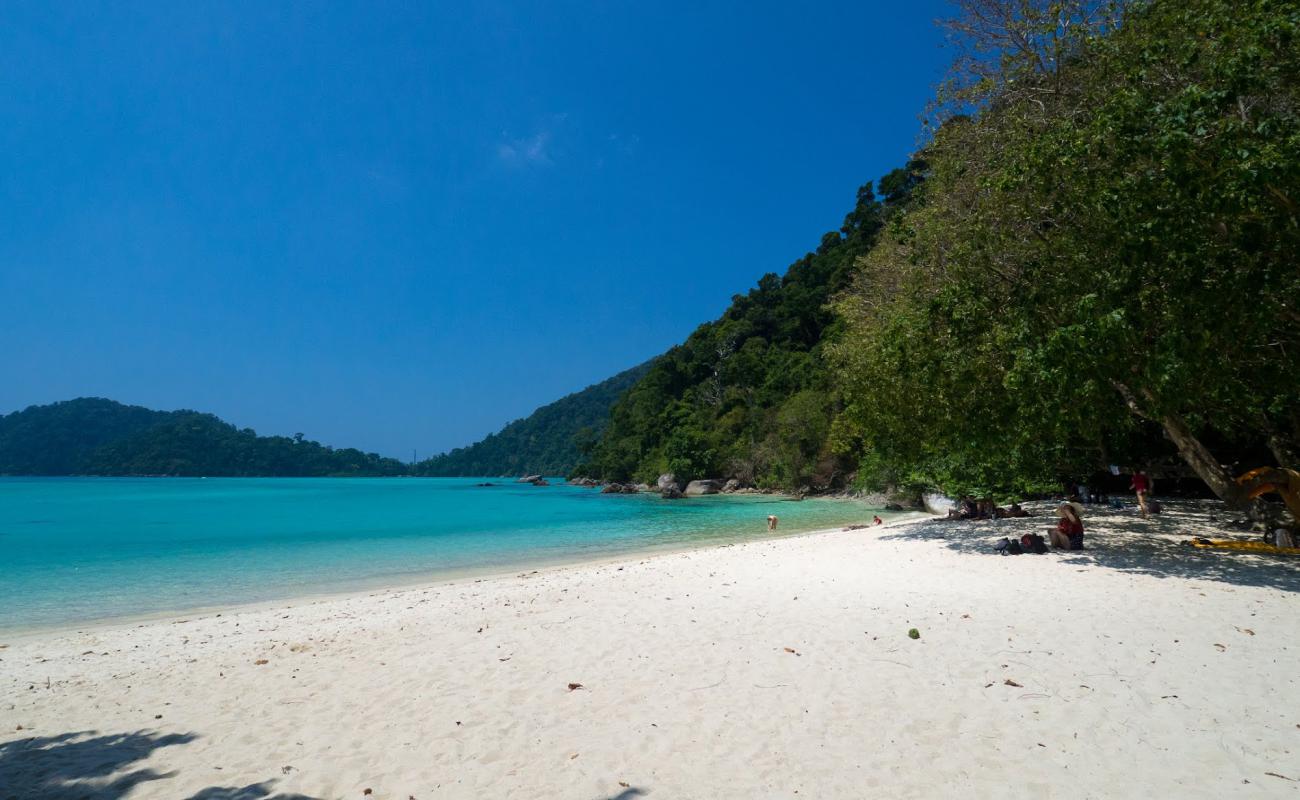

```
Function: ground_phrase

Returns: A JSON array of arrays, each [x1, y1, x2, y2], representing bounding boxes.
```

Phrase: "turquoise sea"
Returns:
[[0, 477, 893, 632]]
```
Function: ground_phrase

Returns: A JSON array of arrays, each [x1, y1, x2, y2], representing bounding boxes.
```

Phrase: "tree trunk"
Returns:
[[1113, 380, 1272, 520], [1158, 411, 1250, 507]]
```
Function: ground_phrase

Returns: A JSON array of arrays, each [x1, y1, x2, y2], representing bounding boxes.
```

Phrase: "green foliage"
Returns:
[[0, 398, 406, 476], [664, 428, 716, 481], [833, 0, 1300, 500], [581, 169, 926, 488], [0, 398, 169, 475], [415, 361, 654, 477]]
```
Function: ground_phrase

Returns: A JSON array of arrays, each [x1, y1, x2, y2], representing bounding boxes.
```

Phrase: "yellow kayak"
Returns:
[[1190, 538, 1300, 555]]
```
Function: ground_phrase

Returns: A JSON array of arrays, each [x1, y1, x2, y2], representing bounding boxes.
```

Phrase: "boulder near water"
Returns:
[[660, 486, 684, 499], [656, 473, 681, 492], [517, 475, 543, 484], [684, 479, 722, 496]]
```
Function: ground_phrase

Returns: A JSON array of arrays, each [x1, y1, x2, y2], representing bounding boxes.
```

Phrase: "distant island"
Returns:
[[0, 398, 408, 477], [0, 363, 653, 478]]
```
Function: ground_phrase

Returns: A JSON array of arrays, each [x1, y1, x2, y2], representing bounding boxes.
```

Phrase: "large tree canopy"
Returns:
[[833, 0, 1299, 509]]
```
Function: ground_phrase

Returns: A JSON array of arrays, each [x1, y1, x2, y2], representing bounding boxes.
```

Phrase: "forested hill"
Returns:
[[0, 398, 407, 476], [578, 167, 924, 490], [414, 360, 655, 477], [582, 0, 1300, 523]]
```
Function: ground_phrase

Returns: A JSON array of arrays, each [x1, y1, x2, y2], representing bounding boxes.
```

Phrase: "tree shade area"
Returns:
[[412, 360, 654, 477], [584, 0, 1299, 521], [0, 398, 407, 477]]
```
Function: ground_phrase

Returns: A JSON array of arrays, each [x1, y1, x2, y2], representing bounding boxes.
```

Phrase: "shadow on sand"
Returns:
[[0, 729, 318, 800], [880, 500, 1300, 593]]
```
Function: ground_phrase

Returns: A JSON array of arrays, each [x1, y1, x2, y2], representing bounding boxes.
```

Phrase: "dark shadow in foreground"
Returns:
[[0, 729, 318, 800], [599, 789, 649, 800], [879, 501, 1300, 593], [185, 782, 320, 800]]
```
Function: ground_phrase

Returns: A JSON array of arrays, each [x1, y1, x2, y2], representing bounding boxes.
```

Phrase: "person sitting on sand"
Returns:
[[958, 496, 978, 519], [1049, 503, 1085, 550], [872, 515, 883, 526], [767, 514, 778, 532], [1006, 503, 1030, 518]]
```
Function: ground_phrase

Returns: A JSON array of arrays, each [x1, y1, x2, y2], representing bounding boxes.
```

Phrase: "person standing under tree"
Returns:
[[1131, 469, 1153, 518]]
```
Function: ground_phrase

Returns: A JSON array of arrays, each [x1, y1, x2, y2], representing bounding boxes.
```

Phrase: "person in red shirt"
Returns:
[[1049, 503, 1085, 550], [1131, 470, 1153, 518]]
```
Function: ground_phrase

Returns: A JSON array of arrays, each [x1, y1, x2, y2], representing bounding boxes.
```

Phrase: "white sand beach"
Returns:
[[2, 502, 1298, 799]]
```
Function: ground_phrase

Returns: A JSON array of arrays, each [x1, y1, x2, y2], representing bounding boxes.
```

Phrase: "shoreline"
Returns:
[[4, 500, 1297, 797], [0, 510, 932, 642]]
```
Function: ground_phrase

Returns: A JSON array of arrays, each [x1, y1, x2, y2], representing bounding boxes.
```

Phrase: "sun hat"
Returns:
[[1057, 501, 1085, 519]]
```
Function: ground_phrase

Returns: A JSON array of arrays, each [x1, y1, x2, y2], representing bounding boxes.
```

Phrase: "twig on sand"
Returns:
[[754, 683, 790, 689], [868, 658, 913, 669], [540, 616, 579, 630], [689, 673, 727, 691]]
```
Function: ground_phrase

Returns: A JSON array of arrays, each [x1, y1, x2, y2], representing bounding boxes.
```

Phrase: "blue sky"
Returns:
[[0, 1, 951, 458]]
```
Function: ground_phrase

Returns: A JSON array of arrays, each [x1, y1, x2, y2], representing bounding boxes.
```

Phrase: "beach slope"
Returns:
[[2, 503, 1298, 798]]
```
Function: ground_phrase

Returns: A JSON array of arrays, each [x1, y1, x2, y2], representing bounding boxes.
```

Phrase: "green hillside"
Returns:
[[415, 360, 654, 477], [581, 0, 1299, 521], [578, 166, 923, 490]]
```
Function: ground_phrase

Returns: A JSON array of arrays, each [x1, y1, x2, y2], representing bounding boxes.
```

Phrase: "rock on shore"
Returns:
[[684, 479, 722, 496]]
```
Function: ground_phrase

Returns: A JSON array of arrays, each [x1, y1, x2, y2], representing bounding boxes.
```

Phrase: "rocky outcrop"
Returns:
[[684, 479, 722, 496], [660, 486, 684, 499], [517, 475, 543, 484], [634, 483, 651, 492], [657, 473, 681, 492], [568, 477, 600, 487], [601, 483, 640, 494], [721, 479, 743, 493]]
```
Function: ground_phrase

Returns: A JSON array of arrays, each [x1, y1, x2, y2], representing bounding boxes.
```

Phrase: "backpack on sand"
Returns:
[[1021, 534, 1048, 555], [995, 537, 1023, 555]]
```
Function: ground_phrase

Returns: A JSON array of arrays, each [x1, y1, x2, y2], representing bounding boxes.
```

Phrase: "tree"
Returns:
[[834, 0, 1300, 514]]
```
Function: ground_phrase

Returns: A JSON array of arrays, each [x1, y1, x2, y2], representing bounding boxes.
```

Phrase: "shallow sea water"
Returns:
[[0, 477, 893, 631]]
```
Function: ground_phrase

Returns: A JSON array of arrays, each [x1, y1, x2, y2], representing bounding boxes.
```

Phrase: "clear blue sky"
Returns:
[[0, 1, 951, 458]]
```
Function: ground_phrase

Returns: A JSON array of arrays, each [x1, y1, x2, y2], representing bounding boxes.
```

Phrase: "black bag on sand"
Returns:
[[1022, 533, 1048, 555], [995, 537, 1023, 555]]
